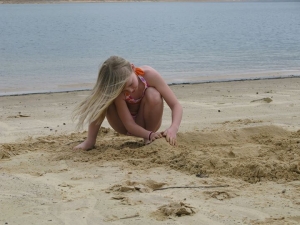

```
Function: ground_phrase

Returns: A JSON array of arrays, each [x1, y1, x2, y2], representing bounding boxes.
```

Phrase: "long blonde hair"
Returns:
[[73, 56, 132, 129]]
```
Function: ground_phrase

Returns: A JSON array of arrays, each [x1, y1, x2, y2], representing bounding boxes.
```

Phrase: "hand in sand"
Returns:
[[144, 131, 163, 145], [163, 128, 177, 146]]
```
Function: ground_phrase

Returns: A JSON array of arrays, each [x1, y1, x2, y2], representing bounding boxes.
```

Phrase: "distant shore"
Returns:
[[1, 75, 300, 97], [0, 0, 267, 4]]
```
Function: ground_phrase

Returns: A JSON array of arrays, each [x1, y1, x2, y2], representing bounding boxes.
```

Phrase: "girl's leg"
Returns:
[[106, 87, 163, 140], [106, 103, 127, 135], [135, 87, 163, 132]]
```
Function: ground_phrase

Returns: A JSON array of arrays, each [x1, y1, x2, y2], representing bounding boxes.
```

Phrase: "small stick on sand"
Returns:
[[153, 185, 229, 191], [119, 213, 139, 220]]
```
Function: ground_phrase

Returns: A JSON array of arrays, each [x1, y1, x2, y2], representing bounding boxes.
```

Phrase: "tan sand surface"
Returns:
[[1, 78, 300, 224]]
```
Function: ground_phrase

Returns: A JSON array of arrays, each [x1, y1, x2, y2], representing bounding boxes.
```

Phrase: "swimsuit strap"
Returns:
[[125, 68, 148, 104], [138, 75, 148, 89]]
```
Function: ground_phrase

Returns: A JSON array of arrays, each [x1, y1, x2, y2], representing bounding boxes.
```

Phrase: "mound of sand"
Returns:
[[1, 125, 299, 184]]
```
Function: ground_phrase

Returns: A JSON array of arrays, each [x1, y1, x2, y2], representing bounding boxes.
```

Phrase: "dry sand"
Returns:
[[1, 78, 300, 224]]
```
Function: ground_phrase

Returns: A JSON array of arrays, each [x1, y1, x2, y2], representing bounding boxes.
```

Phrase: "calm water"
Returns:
[[0, 2, 300, 96]]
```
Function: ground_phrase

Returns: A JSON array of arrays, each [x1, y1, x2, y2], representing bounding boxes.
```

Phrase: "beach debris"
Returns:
[[157, 202, 195, 217], [251, 97, 273, 103], [111, 196, 126, 200], [143, 179, 166, 189], [196, 173, 209, 178], [120, 213, 139, 220], [208, 191, 234, 200], [7, 113, 30, 118], [19, 114, 30, 117], [265, 90, 273, 93], [58, 182, 72, 188], [109, 180, 166, 193], [153, 184, 229, 191], [119, 186, 136, 192], [109, 184, 135, 192]]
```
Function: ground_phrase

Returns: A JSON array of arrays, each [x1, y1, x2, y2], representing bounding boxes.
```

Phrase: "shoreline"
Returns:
[[0, 0, 259, 4], [1, 74, 300, 97]]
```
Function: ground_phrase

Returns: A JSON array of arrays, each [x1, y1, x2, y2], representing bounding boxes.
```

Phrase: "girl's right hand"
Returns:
[[73, 140, 95, 151]]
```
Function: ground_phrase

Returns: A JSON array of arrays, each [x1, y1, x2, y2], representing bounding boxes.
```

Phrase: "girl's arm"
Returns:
[[73, 112, 105, 150], [142, 66, 183, 145]]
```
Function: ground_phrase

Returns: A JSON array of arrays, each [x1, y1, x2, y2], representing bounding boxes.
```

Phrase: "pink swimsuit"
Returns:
[[124, 68, 148, 135], [124, 67, 148, 105]]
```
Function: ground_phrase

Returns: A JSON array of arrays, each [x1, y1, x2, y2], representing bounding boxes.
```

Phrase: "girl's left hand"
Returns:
[[163, 128, 177, 146]]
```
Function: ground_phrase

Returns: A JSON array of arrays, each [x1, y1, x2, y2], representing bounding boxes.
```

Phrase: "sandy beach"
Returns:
[[1, 78, 300, 224]]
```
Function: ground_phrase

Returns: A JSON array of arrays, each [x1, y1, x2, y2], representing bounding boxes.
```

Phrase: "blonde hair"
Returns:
[[73, 56, 132, 129]]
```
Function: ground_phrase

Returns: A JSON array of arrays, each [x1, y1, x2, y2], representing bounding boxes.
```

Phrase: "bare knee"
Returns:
[[106, 103, 127, 135], [106, 103, 116, 120], [144, 87, 162, 106]]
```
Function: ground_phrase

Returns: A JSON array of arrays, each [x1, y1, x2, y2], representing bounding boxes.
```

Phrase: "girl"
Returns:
[[73, 56, 182, 150]]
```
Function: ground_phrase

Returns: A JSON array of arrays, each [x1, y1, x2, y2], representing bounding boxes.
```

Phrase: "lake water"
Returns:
[[0, 2, 300, 96]]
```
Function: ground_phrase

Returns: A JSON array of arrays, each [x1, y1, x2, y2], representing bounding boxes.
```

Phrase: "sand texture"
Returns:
[[1, 78, 300, 224]]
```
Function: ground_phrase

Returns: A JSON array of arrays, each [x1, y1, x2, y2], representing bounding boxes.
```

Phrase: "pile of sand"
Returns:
[[2, 124, 299, 184]]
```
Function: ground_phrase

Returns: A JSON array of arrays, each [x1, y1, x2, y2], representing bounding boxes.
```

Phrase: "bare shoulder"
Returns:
[[140, 65, 159, 75], [139, 65, 164, 86], [139, 65, 179, 107]]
